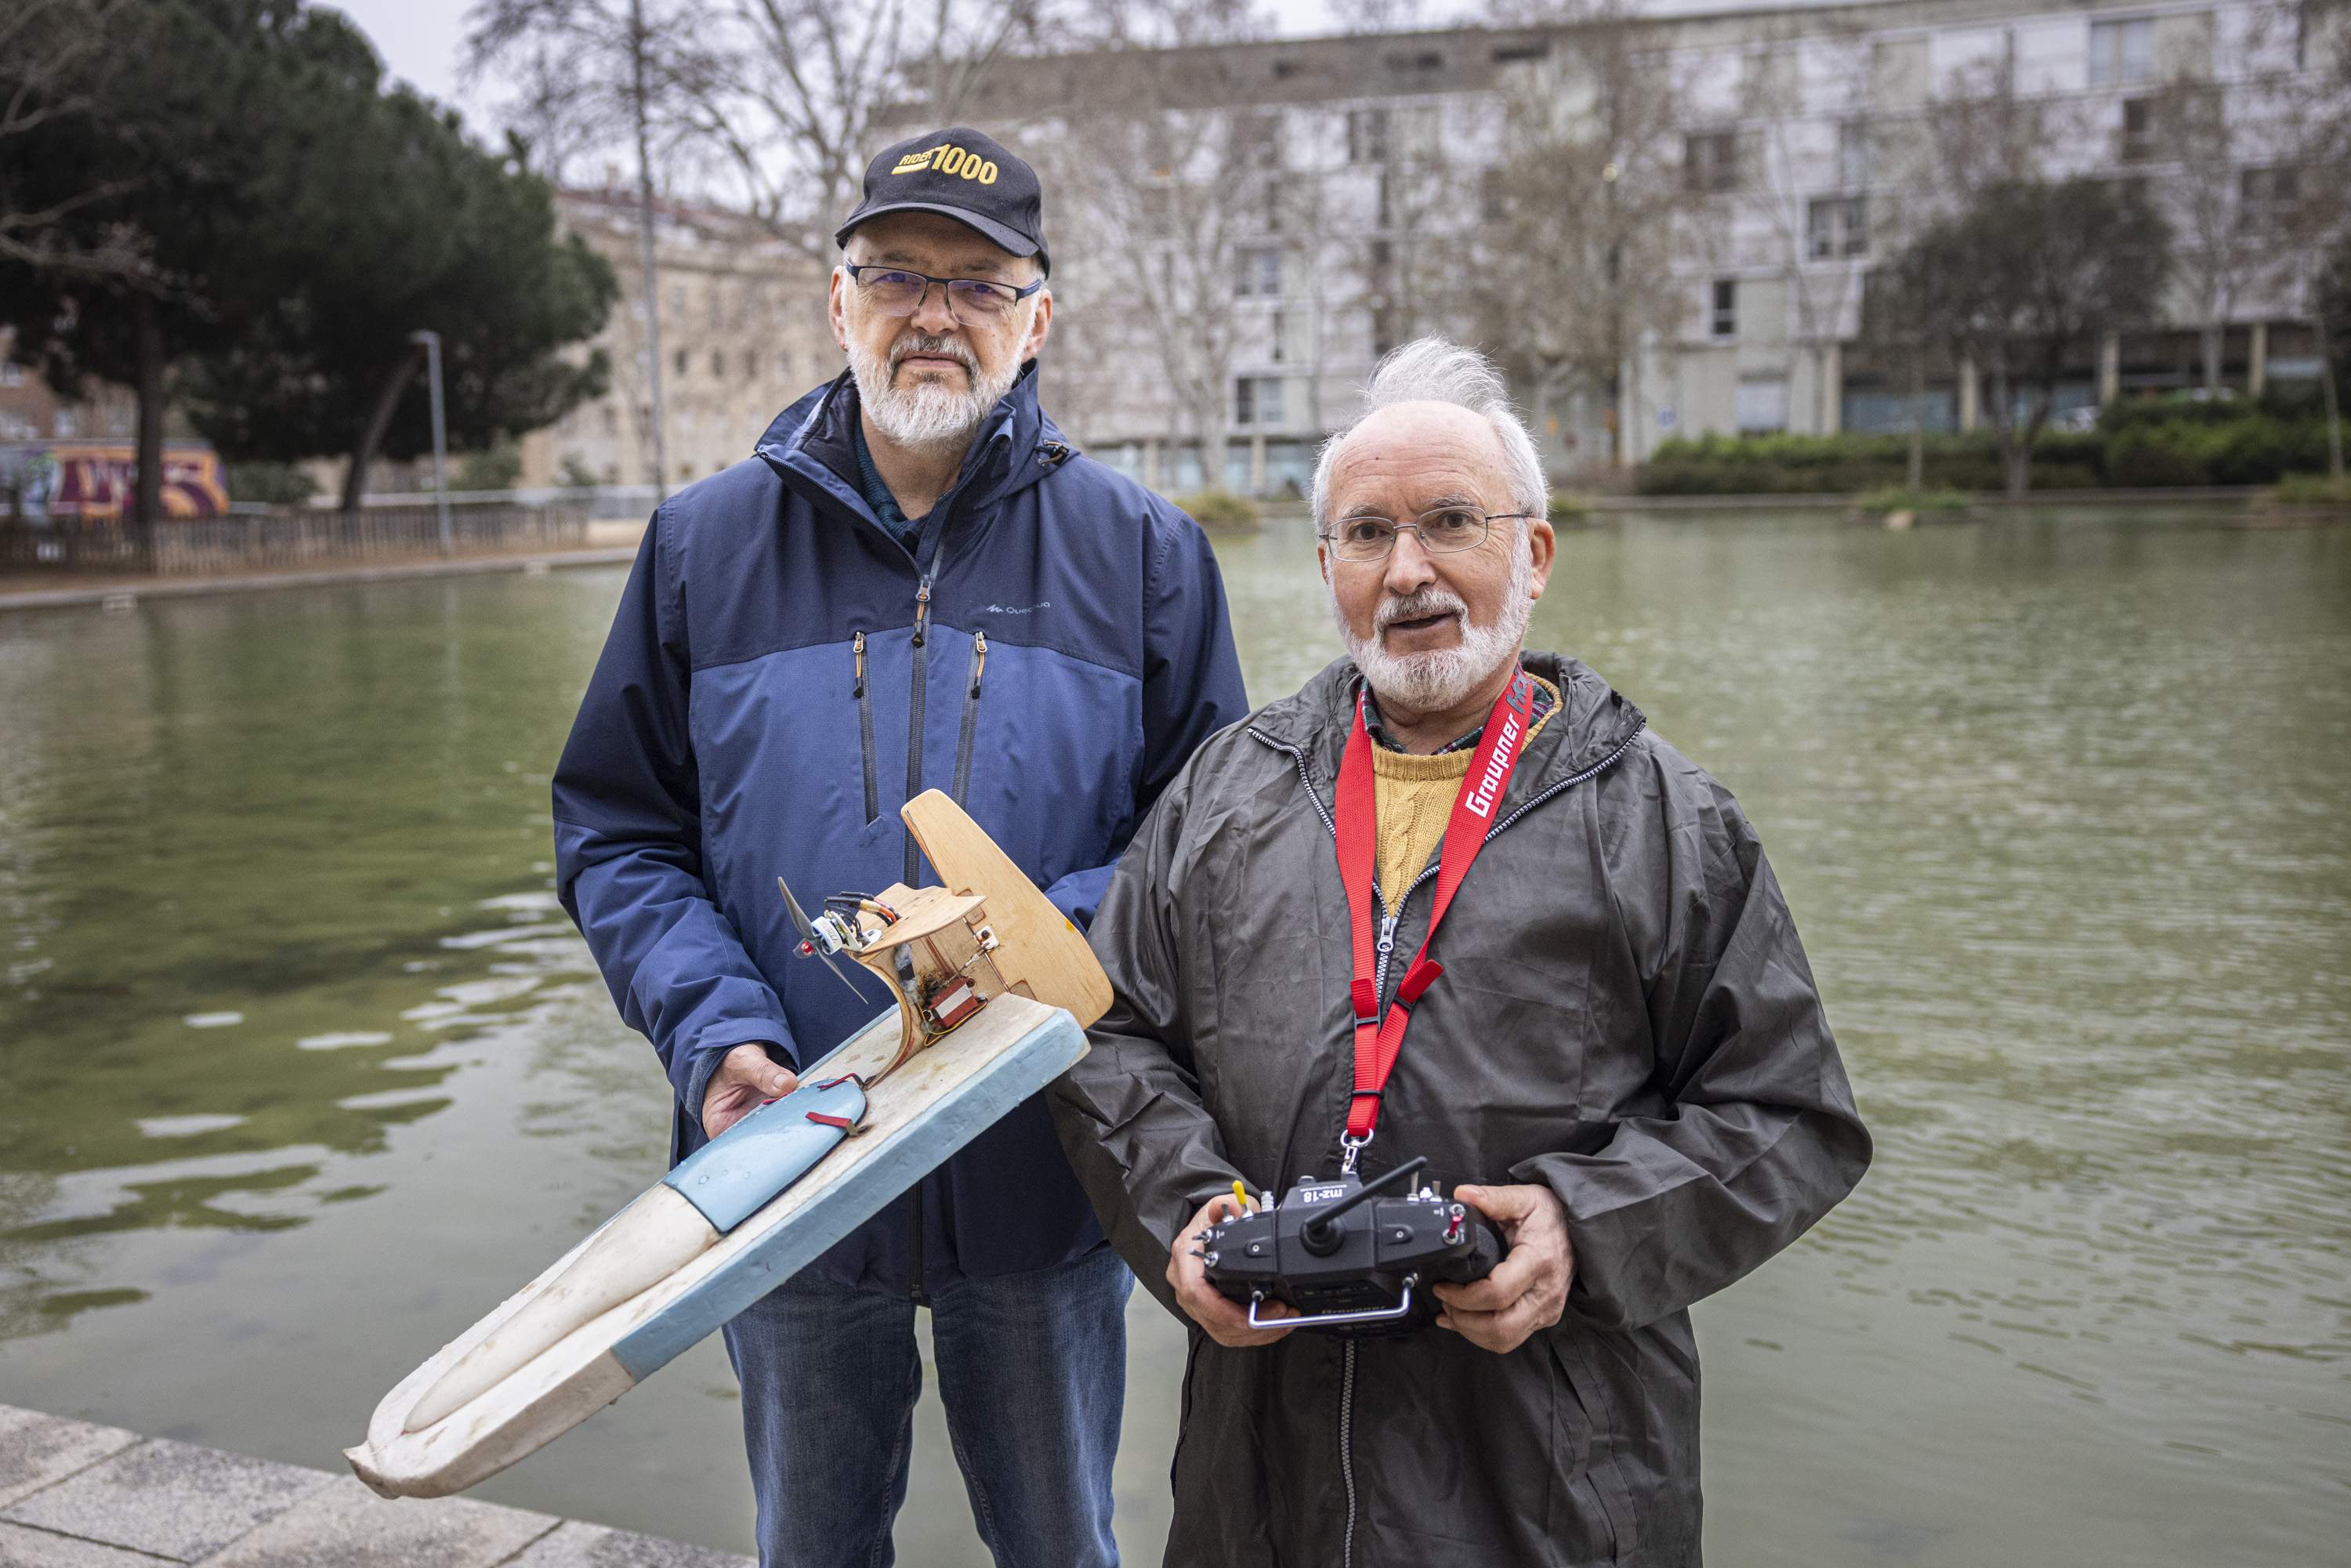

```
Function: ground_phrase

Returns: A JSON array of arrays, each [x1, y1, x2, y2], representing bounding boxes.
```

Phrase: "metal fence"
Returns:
[[0, 498, 592, 576]]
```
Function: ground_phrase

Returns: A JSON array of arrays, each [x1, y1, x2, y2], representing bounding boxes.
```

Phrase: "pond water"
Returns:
[[2, 505, 2347, 1564]]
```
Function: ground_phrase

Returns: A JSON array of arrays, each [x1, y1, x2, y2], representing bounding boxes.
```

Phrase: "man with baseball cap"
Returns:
[[553, 127, 1248, 1566]]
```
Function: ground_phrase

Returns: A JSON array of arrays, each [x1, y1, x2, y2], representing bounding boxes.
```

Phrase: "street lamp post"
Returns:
[[409, 329, 452, 556]]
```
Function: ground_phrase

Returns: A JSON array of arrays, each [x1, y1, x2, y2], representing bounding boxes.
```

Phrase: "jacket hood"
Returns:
[[1249, 650, 1648, 789], [752, 359, 1070, 533]]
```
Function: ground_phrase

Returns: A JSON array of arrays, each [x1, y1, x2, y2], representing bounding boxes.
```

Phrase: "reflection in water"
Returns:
[[1, 512, 2347, 1564]]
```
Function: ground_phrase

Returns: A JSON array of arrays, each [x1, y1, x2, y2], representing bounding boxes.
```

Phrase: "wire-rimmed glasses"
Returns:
[[1319, 508, 1535, 563]]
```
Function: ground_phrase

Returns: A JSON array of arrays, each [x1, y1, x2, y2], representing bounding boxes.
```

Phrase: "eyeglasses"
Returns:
[[842, 265, 1045, 324], [1319, 508, 1534, 563]]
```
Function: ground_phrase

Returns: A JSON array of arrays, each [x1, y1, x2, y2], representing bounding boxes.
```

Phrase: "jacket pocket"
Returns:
[[1545, 1331, 1634, 1559], [853, 630, 880, 826], [951, 630, 987, 806]]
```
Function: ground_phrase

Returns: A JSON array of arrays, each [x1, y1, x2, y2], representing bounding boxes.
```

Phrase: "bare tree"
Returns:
[[1888, 176, 2172, 494], [469, 0, 706, 494], [1470, 0, 1689, 469], [1719, 24, 1877, 438], [1038, 0, 1273, 492], [2267, 0, 2351, 476], [674, 0, 1054, 259]]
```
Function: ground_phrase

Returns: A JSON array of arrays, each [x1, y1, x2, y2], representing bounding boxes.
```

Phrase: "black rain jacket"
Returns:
[[1049, 651, 1871, 1567]]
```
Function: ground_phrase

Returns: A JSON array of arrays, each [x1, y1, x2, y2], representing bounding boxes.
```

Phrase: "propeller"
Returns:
[[777, 875, 873, 1001]]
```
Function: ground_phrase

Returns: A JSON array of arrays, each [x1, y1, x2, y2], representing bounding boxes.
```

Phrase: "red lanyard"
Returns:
[[1333, 668, 1534, 1146]]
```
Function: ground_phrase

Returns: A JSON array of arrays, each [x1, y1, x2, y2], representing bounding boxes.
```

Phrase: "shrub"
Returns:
[[1637, 413, 2333, 495], [455, 440, 523, 493], [225, 461, 318, 507], [1548, 490, 1591, 523], [2273, 472, 2351, 505], [1173, 489, 1261, 529]]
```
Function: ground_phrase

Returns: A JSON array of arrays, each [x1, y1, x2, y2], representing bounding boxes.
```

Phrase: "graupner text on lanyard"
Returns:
[[1331, 666, 1535, 1171]]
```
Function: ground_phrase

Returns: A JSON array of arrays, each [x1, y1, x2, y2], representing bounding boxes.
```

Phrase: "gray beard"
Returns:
[[1333, 532, 1536, 715], [848, 332, 1023, 450]]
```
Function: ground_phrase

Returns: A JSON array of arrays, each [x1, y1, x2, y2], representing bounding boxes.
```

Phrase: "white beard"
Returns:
[[848, 330, 1023, 449], [1332, 529, 1535, 714]]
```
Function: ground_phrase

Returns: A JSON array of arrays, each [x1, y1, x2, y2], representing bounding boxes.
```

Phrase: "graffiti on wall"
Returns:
[[7, 444, 229, 520]]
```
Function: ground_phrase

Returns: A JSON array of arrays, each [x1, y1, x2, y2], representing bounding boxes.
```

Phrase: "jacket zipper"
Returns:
[[852, 631, 879, 824], [844, 452, 1005, 1304], [902, 578, 934, 1296], [904, 576, 933, 885], [951, 630, 987, 805], [1247, 716, 1646, 1561], [1339, 1339, 1360, 1568]]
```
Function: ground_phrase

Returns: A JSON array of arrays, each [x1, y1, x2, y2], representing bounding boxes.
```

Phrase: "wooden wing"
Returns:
[[900, 789, 1114, 1027]]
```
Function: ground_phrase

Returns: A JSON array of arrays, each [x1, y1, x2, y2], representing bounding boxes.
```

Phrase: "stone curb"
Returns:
[[0, 1406, 748, 1568]]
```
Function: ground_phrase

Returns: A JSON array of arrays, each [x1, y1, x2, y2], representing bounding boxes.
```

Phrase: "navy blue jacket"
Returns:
[[551, 364, 1248, 1292]]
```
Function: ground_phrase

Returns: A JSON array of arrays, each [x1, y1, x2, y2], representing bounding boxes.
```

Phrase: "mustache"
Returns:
[[890, 334, 976, 373], [1375, 588, 1467, 632]]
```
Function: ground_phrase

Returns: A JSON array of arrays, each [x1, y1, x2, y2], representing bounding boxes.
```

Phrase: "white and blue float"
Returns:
[[346, 791, 1110, 1499]]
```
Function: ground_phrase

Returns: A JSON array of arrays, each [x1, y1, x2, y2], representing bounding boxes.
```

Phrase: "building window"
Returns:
[[1236, 245, 1282, 299], [1347, 107, 1391, 165], [1367, 238, 1394, 294], [2088, 17, 2156, 87], [1685, 131, 1740, 193], [1235, 375, 1285, 428], [1480, 168, 1508, 223], [1737, 377, 1790, 434], [53, 409, 77, 436], [1838, 121, 1871, 190], [1372, 305, 1401, 358], [1236, 111, 1282, 172], [1377, 168, 1394, 228], [2241, 165, 2300, 227], [669, 284, 686, 313], [1807, 195, 1869, 258], [2120, 96, 2157, 161], [1271, 310, 1288, 363], [1710, 279, 1737, 339], [0, 362, 20, 386], [741, 349, 755, 378], [673, 348, 688, 378], [711, 349, 726, 378], [778, 350, 794, 380]]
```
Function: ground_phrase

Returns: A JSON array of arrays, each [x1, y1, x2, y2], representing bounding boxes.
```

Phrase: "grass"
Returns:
[[1857, 485, 1972, 514], [2271, 472, 2351, 506], [1172, 489, 1262, 530]]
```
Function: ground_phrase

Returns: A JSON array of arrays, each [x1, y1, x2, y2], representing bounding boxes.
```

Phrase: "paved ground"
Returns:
[[0, 1406, 750, 1568]]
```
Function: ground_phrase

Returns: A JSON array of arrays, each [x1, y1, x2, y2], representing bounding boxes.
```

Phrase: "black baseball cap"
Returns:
[[835, 127, 1049, 277]]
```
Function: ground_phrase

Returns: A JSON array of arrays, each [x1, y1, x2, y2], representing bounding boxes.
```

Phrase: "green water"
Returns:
[[2, 508, 2347, 1563]]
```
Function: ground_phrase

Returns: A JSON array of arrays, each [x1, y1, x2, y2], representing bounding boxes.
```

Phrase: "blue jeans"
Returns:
[[722, 1244, 1132, 1568]]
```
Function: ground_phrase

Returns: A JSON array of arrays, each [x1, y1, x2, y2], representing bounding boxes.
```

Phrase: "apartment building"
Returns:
[[963, 0, 2338, 485], [524, 188, 836, 491]]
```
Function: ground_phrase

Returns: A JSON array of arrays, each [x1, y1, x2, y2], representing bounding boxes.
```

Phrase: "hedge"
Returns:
[[1637, 408, 2338, 494]]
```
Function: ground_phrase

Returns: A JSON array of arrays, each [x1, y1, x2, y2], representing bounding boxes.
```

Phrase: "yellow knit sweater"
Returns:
[[1369, 676, 1559, 896]]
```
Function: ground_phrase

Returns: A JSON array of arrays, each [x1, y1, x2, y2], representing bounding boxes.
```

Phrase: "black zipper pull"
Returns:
[[969, 630, 987, 697], [913, 579, 932, 649], [852, 630, 866, 698]]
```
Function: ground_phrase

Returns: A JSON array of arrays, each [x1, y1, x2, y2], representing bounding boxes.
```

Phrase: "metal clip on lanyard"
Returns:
[[1331, 668, 1534, 1171]]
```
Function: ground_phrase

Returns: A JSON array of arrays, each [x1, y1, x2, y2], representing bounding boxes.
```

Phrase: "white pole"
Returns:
[[411, 329, 452, 555]]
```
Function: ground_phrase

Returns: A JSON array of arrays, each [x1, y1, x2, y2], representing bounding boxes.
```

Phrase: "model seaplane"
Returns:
[[347, 790, 1110, 1500]]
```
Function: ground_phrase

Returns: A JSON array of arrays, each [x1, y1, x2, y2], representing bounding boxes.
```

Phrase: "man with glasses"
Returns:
[[553, 126, 1248, 1567], [1051, 339, 1869, 1566]]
